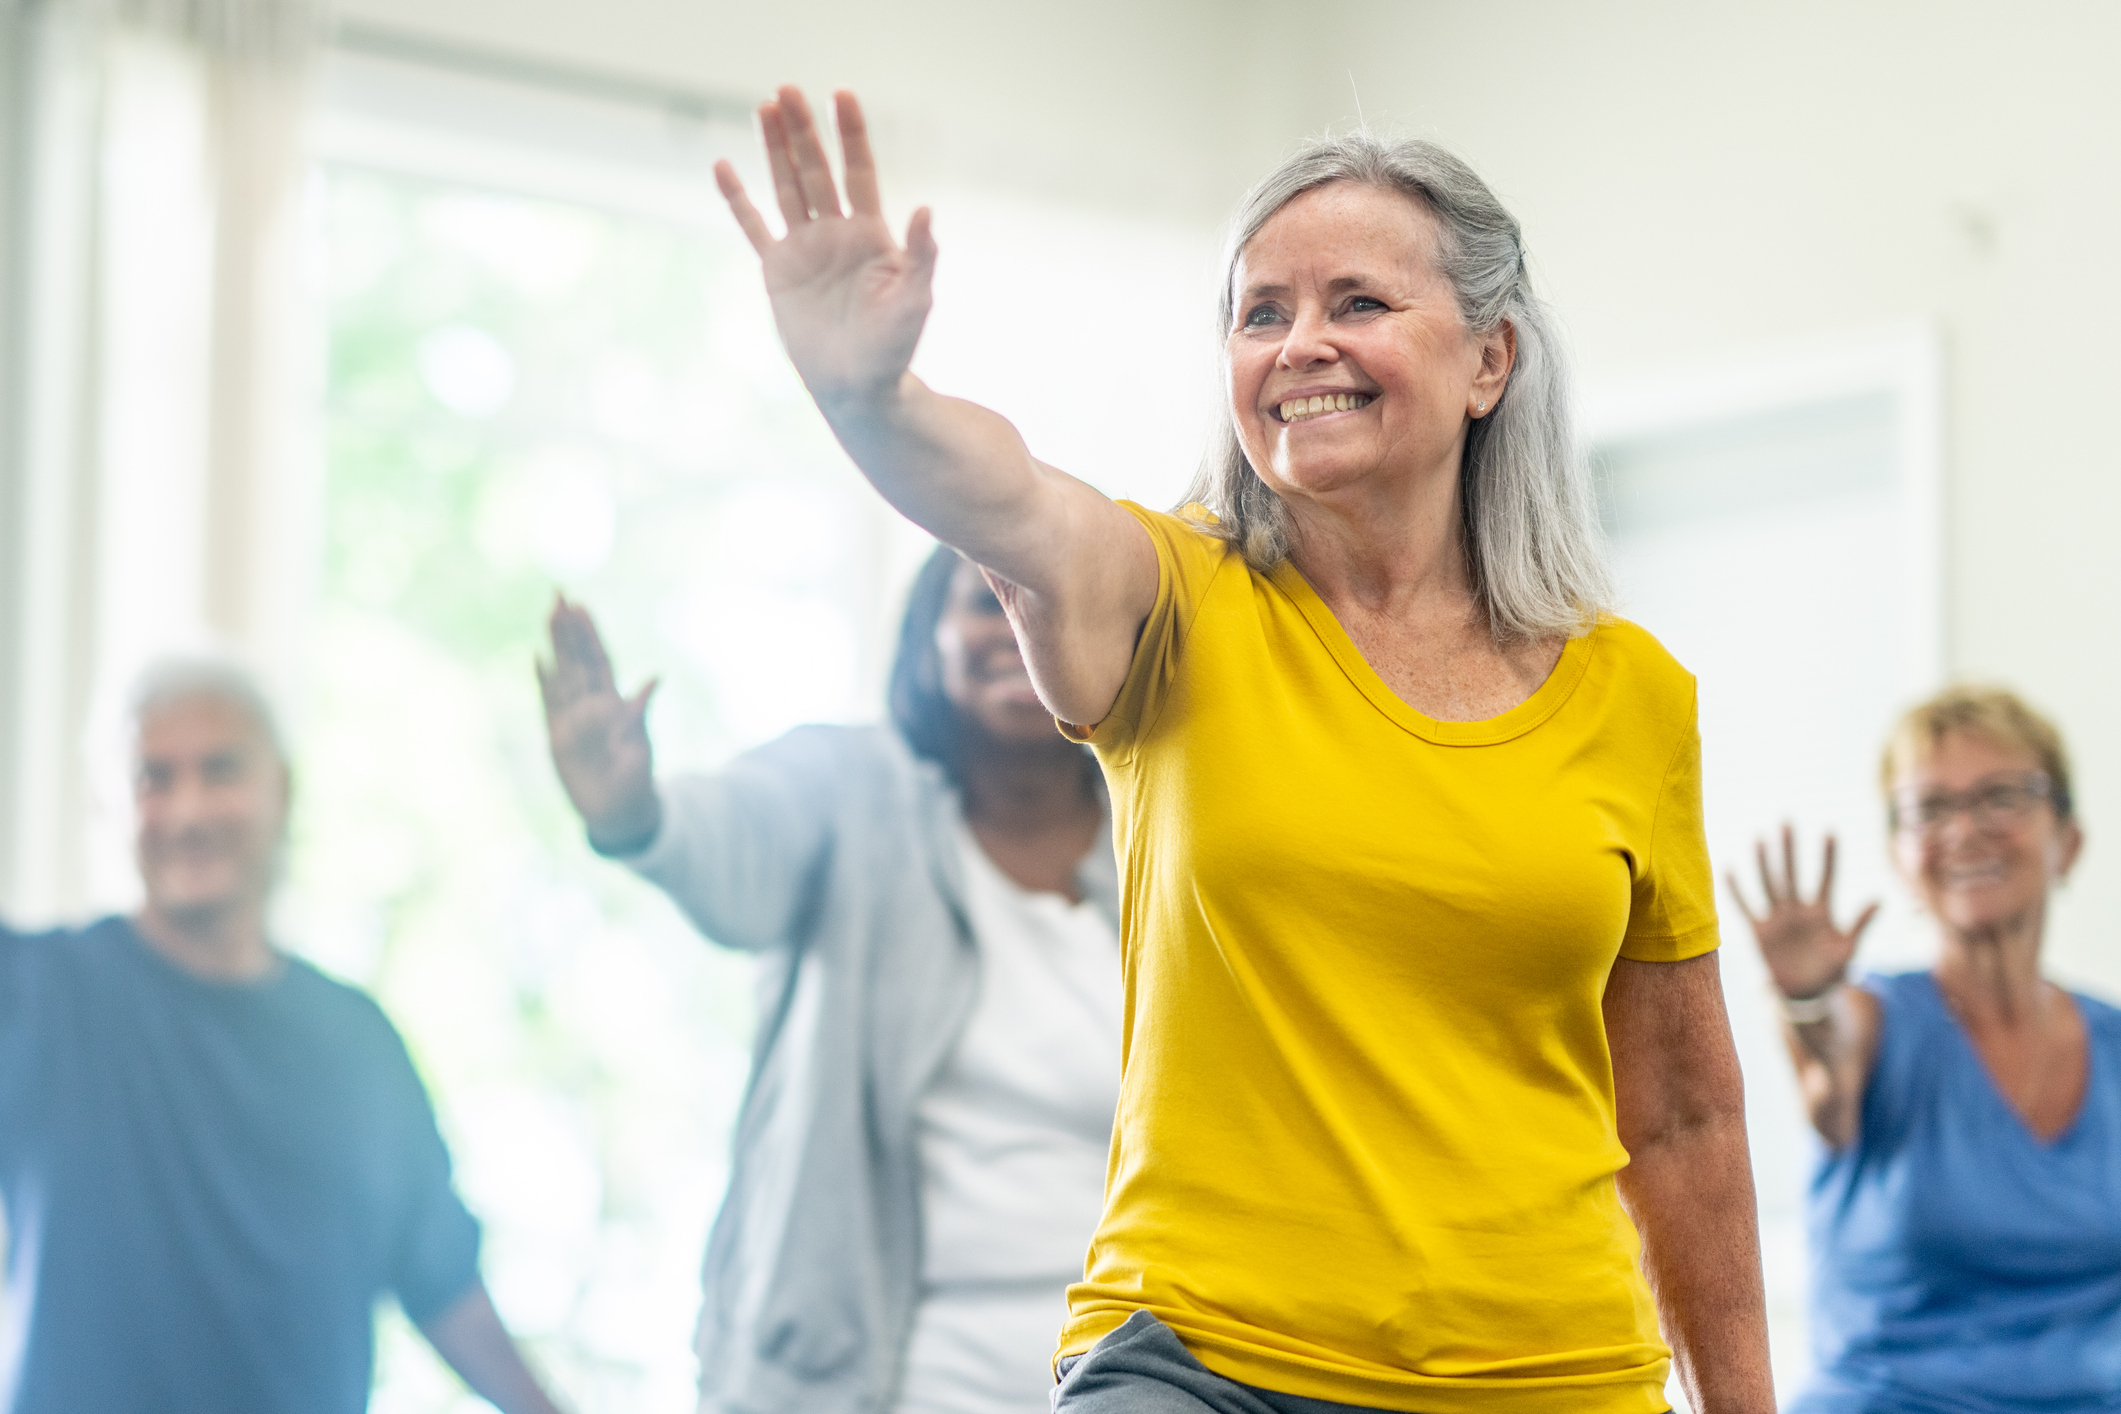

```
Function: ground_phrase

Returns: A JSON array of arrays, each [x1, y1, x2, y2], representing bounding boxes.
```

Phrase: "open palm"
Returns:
[[1726, 826, 1880, 1000], [538, 594, 660, 852], [716, 88, 937, 411]]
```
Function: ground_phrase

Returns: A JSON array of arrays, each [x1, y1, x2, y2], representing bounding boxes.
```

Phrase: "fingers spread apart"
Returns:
[[717, 86, 889, 251]]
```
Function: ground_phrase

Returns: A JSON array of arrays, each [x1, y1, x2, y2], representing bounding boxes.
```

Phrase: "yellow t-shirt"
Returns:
[[1055, 503, 1719, 1414]]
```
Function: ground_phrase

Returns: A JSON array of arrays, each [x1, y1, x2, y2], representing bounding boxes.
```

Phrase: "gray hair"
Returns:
[[127, 654, 290, 766], [1183, 132, 1610, 642]]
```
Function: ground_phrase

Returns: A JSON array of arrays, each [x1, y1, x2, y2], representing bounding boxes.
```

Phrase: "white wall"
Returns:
[[330, 0, 1270, 228]]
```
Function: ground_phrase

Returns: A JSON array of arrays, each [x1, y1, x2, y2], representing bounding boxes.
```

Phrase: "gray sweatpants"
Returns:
[[1051, 1311, 1400, 1414], [1053, 1310, 1672, 1414]]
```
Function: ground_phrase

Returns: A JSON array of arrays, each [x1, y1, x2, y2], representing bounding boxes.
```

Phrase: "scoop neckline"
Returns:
[[1917, 970, 2094, 1151], [1269, 559, 1597, 746]]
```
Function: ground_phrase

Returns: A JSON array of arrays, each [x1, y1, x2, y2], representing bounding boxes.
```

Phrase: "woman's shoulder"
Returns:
[[1115, 500, 1244, 575], [1847, 972, 1949, 1108], [1856, 969, 1939, 1010], [1587, 614, 1694, 689], [1853, 971, 1965, 1060], [1118, 499, 1229, 539], [2070, 984, 2121, 1037], [1574, 615, 1698, 741]]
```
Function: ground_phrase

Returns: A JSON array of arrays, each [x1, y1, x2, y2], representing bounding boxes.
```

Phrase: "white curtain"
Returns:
[[0, 0, 322, 921]]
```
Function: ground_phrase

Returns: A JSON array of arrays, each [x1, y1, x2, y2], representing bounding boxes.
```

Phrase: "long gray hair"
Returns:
[[1183, 133, 1610, 642]]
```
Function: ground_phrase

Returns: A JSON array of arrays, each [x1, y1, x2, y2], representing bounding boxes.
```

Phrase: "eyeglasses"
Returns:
[[1888, 771, 2063, 836]]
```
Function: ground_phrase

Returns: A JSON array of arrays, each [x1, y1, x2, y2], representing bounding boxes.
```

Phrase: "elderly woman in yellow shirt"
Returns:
[[714, 88, 1772, 1414]]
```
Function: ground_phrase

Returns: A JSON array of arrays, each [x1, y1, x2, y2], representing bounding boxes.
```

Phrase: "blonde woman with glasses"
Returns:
[[1730, 686, 2121, 1414]]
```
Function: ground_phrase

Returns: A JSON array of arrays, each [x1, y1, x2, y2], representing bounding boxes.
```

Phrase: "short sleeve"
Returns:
[[1619, 687, 1721, 963], [1060, 501, 1238, 759], [379, 1031, 483, 1325]]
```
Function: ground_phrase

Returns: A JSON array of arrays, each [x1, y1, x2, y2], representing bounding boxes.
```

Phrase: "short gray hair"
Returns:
[[1184, 132, 1610, 642], [127, 655, 289, 766]]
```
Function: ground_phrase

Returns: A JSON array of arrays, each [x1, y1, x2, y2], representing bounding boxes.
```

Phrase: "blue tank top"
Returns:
[[1795, 970, 2121, 1413]]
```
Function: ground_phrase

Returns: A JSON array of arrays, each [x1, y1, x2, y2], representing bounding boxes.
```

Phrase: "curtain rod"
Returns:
[[329, 18, 758, 127]]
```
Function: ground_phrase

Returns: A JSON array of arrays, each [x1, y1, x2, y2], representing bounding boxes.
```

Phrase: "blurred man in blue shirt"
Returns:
[[0, 658, 567, 1414]]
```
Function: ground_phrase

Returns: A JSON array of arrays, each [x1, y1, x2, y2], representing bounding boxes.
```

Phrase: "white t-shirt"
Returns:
[[891, 821, 1123, 1414]]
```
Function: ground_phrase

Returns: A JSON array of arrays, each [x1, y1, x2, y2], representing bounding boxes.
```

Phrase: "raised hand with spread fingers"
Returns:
[[538, 593, 662, 855], [1725, 825, 1883, 1146], [1727, 825, 1880, 1003], [713, 87, 1155, 731], [715, 88, 935, 415]]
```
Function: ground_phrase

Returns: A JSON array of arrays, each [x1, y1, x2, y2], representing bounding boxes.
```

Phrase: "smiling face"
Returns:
[[133, 693, 288, 930], [934, 560, 1055, 745], [1227, 181, 1511, 515], [1889, 730, 2081, 936]]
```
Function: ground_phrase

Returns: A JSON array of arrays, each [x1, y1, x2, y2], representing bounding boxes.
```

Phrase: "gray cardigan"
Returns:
[[617, 723, 1118, 1414]]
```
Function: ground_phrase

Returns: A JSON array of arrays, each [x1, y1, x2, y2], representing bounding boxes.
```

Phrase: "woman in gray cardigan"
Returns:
[[539, 547, 1120, 1414]]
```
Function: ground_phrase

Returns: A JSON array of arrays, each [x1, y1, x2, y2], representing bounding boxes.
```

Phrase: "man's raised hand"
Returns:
[[715, 87, 937, 415], [538, 594, 662, 855]]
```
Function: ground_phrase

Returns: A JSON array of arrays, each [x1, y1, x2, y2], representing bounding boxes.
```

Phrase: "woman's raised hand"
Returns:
[[538, 594, 662, 855], [715, 88, 937, 413], [1726, 827, 1880, 1000], [711, 86, 1157, 731]]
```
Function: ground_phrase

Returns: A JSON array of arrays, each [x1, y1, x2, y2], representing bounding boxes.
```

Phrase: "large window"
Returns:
[[305, 162, 885, 1411]]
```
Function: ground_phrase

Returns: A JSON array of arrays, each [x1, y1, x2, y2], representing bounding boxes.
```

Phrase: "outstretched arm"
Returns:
[[716, 88, 1155, 726], [1607, 952, 1773, 1414], [1726, 827, 1882, 1148], [420, 1281, 569, 1414]]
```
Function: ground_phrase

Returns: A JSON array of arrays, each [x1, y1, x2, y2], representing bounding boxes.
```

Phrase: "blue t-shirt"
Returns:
[[0, 916, 482, 1414], [1797, 969, 2121, 1413]]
